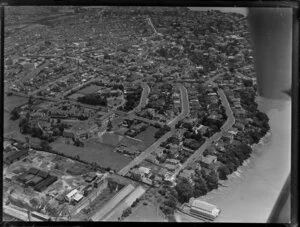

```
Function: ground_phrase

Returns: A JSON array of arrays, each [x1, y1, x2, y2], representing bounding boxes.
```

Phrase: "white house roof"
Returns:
[[73, 193, 84, 202], [66, 189, 78, 199]]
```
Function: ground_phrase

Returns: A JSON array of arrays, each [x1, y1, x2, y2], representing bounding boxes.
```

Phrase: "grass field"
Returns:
[[50, 141, 132, 171], [4, 95, 28, 112], [135, 126, 158, 147], [4, 95, 29, 140]]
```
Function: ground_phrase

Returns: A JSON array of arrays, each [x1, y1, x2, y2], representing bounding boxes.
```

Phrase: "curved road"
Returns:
[[129, 82, 150, 114], [168, 84, 190, 128], [174, 80, 235, 176], [118, 84, 189, 176]]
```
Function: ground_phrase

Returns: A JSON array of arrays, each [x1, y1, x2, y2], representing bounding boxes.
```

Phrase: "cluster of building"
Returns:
[[15, 167, 58, 192], [137, 82, 180, 123]]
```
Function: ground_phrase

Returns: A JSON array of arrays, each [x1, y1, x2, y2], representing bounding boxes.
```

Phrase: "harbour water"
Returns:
[[196, 96, 291, 222]]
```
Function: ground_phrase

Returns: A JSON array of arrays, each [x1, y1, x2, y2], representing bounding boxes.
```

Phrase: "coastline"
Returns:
[[179, 96, 291, 222]]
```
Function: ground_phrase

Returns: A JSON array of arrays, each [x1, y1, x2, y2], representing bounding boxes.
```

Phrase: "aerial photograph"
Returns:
[[3, 6, 291, 222]]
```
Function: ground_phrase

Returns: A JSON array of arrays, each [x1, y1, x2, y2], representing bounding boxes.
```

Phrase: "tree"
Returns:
[[175, 121, 182, 129], [10, 107, 20, 120], [217, 165, 230, 180], [28, 95, 34, 105], [121, 207, 132, 218], [243, 79, 253, 87], [107, 119, 113, 131], [175, 178, 194, 204], [31, 126, 43, 138], [104, 52, 110, 60], [201, 167, 219, 191], [164, 197, 177, 209], [30, 198, 39, 208], [40, 140, 52, 152], [45, 205, 58, 217]]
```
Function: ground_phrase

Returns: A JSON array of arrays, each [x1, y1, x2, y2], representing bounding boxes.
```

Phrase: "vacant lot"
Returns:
[[50, 141, 132, 171], [77, 85, 103, 95], [125, 200, 167, 222], [135, 126, 158, 147]]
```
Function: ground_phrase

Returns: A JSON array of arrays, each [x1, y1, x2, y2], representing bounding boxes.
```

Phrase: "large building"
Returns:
[[188, 198, 220, 221]]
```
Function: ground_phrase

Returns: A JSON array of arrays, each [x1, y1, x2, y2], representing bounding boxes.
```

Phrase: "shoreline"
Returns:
[[178, 96, 291, 223]]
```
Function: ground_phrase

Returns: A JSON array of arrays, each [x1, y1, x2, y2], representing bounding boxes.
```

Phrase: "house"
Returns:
[[146, 154, 159, 164], [193, 124, 209, 135], [132, 122, 147, 132], [155, 147, 165, 157], [222, 132, 234, 143], [233, 108, 246, 118], [4, 150, 28, 165], [73, 193, 84, 203], [65, 189, 78, 202], [234, 122, 245, 131], [164, 163, 177, 172], [157, 168, 169, 179], [179, 169, 195, 186], [207, 103, 219, 110], [84, 172, 97, 183], [154, 175, 163, 183], [138, 166, 151, 177], [130, 169, 142, 180], [165, 159, 180, 166], [115, 145, 139, 156], [199, 155, 217, 168], [187, 162, 201, 171], [228, 128, 239, 136], [207, 113, 220, 121]]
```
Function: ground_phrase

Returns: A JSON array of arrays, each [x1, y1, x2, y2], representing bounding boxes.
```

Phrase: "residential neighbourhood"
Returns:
[[3, 6, 271, 222]]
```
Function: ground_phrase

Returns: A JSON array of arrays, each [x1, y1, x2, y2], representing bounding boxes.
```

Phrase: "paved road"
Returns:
[[118, 84, 190, 176], [117, 130, 173, 175], [168, 84, 190, 128], [203, 71, 224, 86], [131, 82, 150, 113], [173, 79, 235, 176], [3, 205, 43, 221], [147, 17, 163, 36]]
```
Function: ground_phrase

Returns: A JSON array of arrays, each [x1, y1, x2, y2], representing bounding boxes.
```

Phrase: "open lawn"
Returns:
[[135, 126, 158, 147], [50, 141, 132, 171], [3, 111, 41, 145], [4, 95, 29, 140], [4, 95, 28, 112]]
